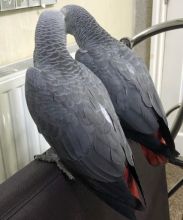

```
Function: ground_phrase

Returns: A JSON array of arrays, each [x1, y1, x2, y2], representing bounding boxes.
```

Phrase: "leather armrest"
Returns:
[[0, 144, 170, 220]]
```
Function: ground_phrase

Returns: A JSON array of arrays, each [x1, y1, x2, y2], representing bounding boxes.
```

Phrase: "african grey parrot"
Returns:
[[61, 5, 180, 166], [25, 10, 145, 220]]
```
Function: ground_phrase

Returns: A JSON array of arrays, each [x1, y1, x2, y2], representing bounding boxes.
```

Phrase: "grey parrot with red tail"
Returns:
[[61, 5, 180, 166]]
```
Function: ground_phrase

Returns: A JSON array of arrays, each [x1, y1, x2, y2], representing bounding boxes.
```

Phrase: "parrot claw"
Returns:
[[34, 148, 75, 180], [34, 148, 58, 162]]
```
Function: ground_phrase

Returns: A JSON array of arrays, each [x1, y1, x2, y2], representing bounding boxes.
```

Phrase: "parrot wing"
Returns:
[[75, 46, 179, 165], [25, 66, 144, 220]]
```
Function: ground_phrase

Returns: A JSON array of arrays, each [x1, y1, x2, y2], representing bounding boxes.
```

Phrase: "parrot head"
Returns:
[[61, 5, 112, 49], [61, 5, 90, 35]]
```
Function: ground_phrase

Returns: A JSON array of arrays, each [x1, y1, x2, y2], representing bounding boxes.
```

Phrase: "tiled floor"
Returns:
[[166, 164, 183, 220]]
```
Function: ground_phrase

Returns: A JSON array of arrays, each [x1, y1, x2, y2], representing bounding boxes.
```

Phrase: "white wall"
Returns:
[[0, 0, 134, 66]]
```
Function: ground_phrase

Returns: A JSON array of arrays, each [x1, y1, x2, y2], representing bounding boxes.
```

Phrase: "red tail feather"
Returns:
[[141, 132, 167, 166], [141, 146, 167, 165], [124, 166, 140, 200]]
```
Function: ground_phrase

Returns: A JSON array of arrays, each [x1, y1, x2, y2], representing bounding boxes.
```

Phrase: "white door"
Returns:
[[151, 0, 183, 156]]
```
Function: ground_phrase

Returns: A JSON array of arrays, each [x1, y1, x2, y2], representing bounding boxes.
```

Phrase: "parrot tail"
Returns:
[[123, 126, 179, 166], [141, 127, 179, 166], [141, 132, 167, 166], [80, 172, 144, 220], [157, 116, 180, 157], [124, 164, 146, 210], [141, 145, 167, 166]]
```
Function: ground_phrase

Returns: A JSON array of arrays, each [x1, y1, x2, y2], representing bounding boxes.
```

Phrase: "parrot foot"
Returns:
[[34, 148, 75, 180]]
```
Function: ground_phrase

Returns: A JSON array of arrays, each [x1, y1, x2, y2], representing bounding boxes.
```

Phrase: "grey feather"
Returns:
[[25, 11, 143, 219], [75, 40, 164, 135], [26, 62, 132, 181], [62, 5, 179, 159]]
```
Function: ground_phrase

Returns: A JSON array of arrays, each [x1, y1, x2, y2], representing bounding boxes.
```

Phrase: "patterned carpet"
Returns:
[[166, 164, 183, 220]]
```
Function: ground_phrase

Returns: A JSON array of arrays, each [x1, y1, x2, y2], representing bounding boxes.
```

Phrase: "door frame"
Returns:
[[149, 1, 168, 95], [150, 1, 183, 155]]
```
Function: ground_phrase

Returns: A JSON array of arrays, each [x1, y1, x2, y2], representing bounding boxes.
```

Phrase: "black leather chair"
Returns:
[[1, 18, 183, 220], [0, 144, 170, 220]]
